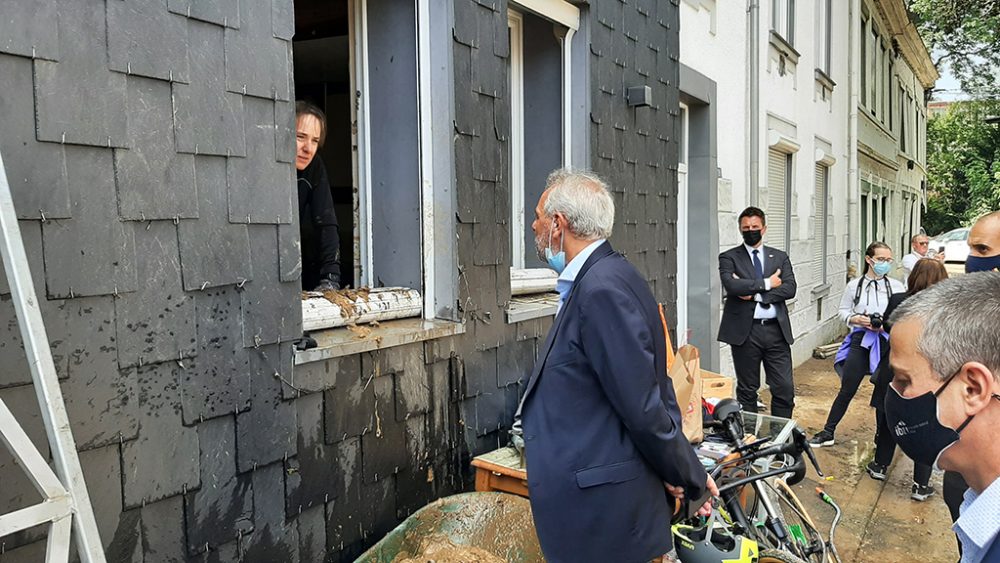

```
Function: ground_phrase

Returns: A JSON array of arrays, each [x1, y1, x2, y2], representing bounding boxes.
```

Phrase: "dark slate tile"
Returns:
[[459, 346, 497, 399], [473, 386, 506, 437], [497, 336, 534, 388], [453, 0, 480, 48], [274, 97, 296, 164], [0, 0, 58, 59], [323, 357, 372, 443], [243, 461, 299, 561], [115, 221, 197, 369], [122, 362, 200, 508], [227, 98, 295, 225], [184, 416, 253, 555], [177, 156, 253, 291], [241, 225, 300, 348], [393, 465, 434, 521], [115, 77, 198, 221], [59, 297, 140, 450], [42, 146, 138, 299], [0, 55, 71, 220], [173, 21, 246, 157], [278, 222, 302, 283], [33, 0, 127, 147], [225, 0, 291, 101], [107, 0, 190, 83], [181, 286, 251, 424], [392, 352, 430, 423], [140, 497, 187, 562], [195, 541, 240, 563], [77, 444, 143, 562], [358, 476, 396, 543], [236, 345, 297, 473], [281, 354, 341, 401], [285, 393, 340, 516], [167, 0, 240, 28], [296, 505, 327, 563], [360, 376, 409, 483], [272, 0, 295, 41]]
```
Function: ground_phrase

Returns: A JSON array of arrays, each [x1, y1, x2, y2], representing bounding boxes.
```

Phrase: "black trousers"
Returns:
[[731, 320, 794, 419], [823, 332, 871, 435], [873, 406, 932, 486]]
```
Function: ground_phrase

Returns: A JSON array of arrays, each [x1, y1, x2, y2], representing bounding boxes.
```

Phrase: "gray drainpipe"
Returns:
[[747, 0, 760, 205], [848, 0, 860, 278]]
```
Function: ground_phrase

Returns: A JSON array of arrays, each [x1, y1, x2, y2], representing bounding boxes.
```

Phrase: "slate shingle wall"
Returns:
[[0, 0, 679, 561]]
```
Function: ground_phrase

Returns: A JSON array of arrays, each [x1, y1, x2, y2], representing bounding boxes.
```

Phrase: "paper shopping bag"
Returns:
[[667, 344, 704, 443]]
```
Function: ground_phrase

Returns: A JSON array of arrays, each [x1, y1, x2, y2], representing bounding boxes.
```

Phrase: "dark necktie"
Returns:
[[752, 249, 771, 309]]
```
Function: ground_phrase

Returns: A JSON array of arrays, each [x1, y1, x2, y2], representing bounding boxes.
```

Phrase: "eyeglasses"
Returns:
[[872, 258, 893, 264], [916, 241, 929, 246]]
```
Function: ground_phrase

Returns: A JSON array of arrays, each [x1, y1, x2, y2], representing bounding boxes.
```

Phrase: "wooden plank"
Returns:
[[301, 287, 422, 331]]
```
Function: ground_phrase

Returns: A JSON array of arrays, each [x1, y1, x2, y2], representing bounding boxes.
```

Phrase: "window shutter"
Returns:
[[813, 164, 827, 284], [767, 148, 788, 251]]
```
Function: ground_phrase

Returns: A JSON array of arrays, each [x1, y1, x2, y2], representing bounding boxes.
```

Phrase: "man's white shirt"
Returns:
[[744, 244, 777, 320]]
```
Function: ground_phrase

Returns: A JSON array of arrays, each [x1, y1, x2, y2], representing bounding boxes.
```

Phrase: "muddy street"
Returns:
[[767, 357, 960, 563]]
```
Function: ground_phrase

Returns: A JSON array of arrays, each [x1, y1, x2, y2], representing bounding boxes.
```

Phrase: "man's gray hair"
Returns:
[[890, 272, 1000, 381], [543, 169, 615, 240]]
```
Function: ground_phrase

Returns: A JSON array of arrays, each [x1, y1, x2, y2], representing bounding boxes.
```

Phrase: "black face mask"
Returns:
[[965, 254, 1000, 273], [741, 229, 763, 247], [884, 370, 999, 469]]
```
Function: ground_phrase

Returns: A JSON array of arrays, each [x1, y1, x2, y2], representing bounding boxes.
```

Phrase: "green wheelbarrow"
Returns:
[[355, 492, 543, 562]]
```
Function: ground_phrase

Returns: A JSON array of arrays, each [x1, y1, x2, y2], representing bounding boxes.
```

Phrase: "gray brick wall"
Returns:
[[0, 1, 680, 561]]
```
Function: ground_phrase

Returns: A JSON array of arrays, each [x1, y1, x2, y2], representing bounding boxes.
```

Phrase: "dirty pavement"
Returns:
[[774, 358, 959, 563]]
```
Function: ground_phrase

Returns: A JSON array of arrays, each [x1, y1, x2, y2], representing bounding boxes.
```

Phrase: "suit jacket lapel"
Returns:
[[521, 242, 615, 403]]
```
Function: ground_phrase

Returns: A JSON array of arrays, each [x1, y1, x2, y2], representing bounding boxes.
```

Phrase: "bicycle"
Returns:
[[676, 399, 843, 563]]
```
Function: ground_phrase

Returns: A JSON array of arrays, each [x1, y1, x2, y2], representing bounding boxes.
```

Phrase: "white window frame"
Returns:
[[814, 0, 831, 74], [771, 0, 795, 45], [508, 0, 579, 294], [676, 104, 690, 344], [301, 0, 438, 331]]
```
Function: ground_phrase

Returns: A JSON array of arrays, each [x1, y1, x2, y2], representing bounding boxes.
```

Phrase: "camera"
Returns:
[[869, 312, 883, 330]]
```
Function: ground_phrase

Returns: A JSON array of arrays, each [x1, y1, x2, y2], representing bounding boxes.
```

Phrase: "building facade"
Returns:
[[677, 0, 935, 374], [0, 0, 687, 561]]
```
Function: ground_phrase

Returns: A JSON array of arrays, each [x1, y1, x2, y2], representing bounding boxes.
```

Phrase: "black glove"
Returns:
[[313, 275, 340, 292], [294, 335, 318, 351]]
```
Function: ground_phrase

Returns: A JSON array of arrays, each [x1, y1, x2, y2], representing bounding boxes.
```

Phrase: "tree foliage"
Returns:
[[909, 0, 1000, 96], [924, 100, 1000, 235]]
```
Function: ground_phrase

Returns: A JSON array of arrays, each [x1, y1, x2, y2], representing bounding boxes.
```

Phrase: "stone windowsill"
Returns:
[[506, 293, 559, 324], [769, 31, 800, 65], [815, 68, 836, 91], [811, 282, 832, 299], [294, 317, 465, 364]]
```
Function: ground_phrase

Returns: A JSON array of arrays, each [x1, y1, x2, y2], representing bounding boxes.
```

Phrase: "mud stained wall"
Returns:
[[0, 0, 681, 562], [0, 0, 304, 560]]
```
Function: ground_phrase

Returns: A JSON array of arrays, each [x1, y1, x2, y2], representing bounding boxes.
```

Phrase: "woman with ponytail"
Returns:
[[809, 242, 905, 447]]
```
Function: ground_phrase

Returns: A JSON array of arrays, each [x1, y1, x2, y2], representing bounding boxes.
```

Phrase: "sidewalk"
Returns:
[[767, 357, 959, 563]]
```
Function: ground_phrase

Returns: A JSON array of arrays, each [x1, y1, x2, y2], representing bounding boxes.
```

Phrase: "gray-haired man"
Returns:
[[885, 272, 1000, 563]]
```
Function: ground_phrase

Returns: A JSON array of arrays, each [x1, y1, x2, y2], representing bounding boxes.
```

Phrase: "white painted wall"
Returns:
[[680, 0, 854, 376]]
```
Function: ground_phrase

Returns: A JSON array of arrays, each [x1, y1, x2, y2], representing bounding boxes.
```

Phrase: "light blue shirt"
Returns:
[[956, 476, 1000, 563], [744, 244, 777, 320], [555, 239, 606, 315]]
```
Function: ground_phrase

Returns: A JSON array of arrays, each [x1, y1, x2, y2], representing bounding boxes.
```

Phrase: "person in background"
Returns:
[[809, 242, 905, 447], [901, 233, 943, 281], [866, 258, 948, 501], [885, 272, 1000, 563], [717, 207, 797, 418], [941, 209, 1000, 555], [295, 100, 342, 292]]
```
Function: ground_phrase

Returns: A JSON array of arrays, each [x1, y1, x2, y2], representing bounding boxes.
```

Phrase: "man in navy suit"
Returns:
[[519, 170, 715, 563], [717, 207, 797, 418]]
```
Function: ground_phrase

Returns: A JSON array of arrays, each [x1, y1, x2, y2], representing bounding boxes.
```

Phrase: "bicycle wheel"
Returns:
[[759, 548, 809, 563], [770, 480, 827, 563]]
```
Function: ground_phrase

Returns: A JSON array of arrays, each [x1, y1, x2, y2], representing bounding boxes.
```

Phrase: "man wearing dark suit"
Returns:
[[520, 170, 715, 563], [718, 207, 797, 418]]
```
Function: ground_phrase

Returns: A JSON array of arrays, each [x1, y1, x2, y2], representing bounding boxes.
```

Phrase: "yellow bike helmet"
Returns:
[[672, 517, 759, 563]]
